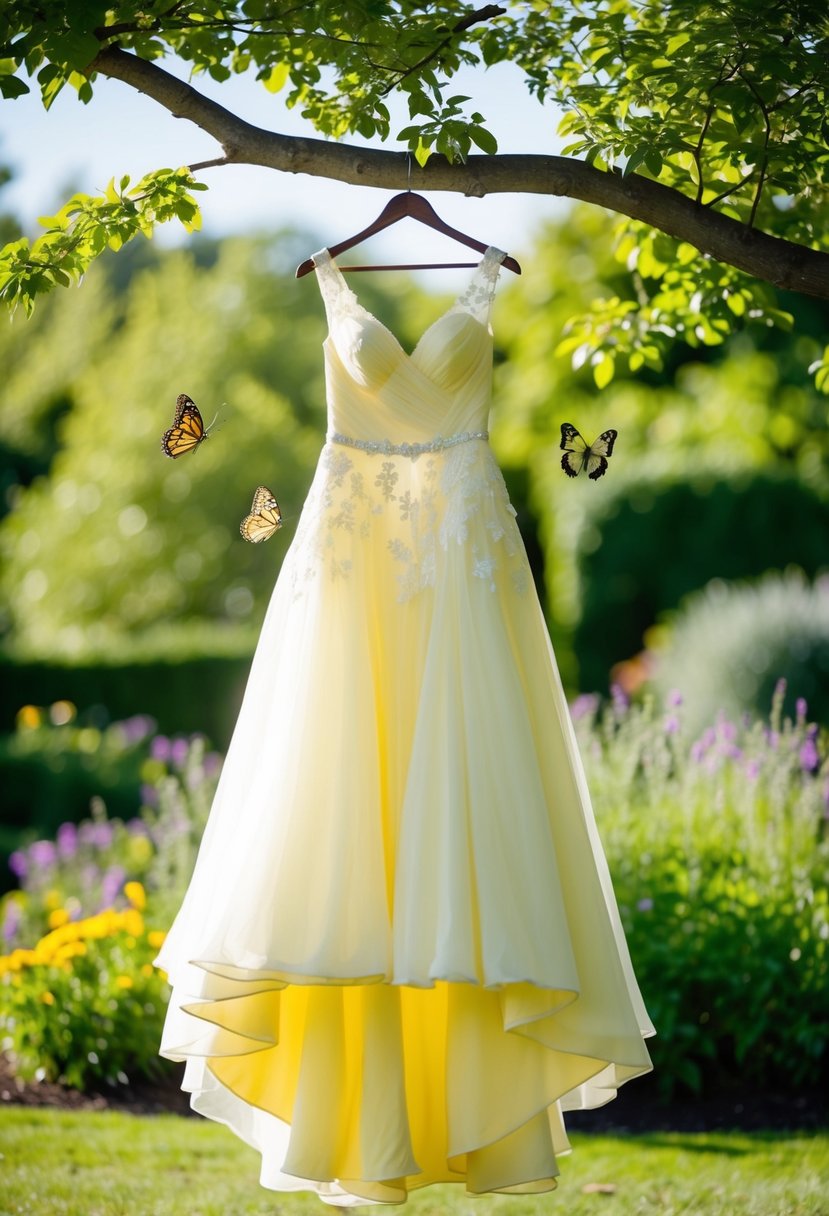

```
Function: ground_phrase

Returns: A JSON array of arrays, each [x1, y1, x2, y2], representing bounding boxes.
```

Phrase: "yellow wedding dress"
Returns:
[[155, 247, 655, 1205]]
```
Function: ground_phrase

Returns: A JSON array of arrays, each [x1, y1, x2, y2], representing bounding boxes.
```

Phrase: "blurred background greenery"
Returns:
[[0, 173, 827, 1108]]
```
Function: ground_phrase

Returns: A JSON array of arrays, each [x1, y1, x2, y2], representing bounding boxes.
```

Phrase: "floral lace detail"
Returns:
[[452, 247, 507, 324], [288, 439, 529, 602]]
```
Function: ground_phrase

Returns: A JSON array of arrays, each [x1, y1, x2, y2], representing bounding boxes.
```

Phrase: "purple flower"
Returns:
[[8, 850, 28, 879], [796, 697, 808, 724], [150, 735, 171, 763], [203, 752, 223, 778], [570, 693, 600, 722], [126, 817, 150, 835], [664, 714, 680, 735], [139, 784, 159, 808], [2, 900, 22, 941], [119, 714, 157, 745], [607, 680, 627, 710], [800, 736, 820, 774], [775, 677, 787, 699], [29, 839, 57, 869], [666, 689, 683, 708], [100, 865, 126, 908], [745, 759, 761, 781], [88, 822, 114, 850], [691, 726, 716, 763], [170, 737, 189, 768], [56, 821, 78, 859], [717, 717, 737, 743], [637, 897, 654, 912]]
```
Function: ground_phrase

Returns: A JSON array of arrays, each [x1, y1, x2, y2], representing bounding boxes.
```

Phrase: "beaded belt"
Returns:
[[327, 429, 488, 459]]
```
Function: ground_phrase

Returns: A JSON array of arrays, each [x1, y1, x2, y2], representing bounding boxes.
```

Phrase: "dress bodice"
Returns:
[[311, 247, 507, 445]]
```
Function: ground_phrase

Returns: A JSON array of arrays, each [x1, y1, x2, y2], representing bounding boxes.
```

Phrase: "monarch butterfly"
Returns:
[[240, 486, 283, 543], [560, 422, 618, 480], [161, 394, 213, 459]]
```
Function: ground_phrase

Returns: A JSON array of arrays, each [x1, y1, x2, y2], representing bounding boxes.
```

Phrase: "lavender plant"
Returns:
[[1, 726, 221, 952], [574, 681, 829, 1098]]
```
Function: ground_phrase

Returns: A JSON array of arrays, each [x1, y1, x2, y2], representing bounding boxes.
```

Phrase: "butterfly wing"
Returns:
[[240, 486, 283, 543], [560, 422, 589, 478], [585, 429, 618, 480], [162, 394, 207, 459]]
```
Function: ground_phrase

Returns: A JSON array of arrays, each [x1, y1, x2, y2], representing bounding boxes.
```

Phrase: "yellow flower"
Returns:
[[17, 704, 42, 730], [120, 908, 144, 938], [54, 942, 87, 964], [7, 949, 38, 972], [147, 929, 167, 949], [141, 963, 154, 977], [41, 991, 55, 1005], [81, 914, 110, 940], [48, 908, 70, 929], [115, 975, 133, 990], [43, 889, 62, 911], [123, 881, 146, 911]]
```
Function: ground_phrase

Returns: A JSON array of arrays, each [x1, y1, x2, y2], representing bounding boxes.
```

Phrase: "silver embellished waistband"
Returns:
[[327, 429, 488, 459]]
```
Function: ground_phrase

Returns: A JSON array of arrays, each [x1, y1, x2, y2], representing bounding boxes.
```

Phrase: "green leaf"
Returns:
[[623, 145, 652, 177], [592, 352, 615, 389], [414, 139, 432, 168], [666, 32, 691, 56], [0, 73, 29, 99], [469, 126, 498, 155]]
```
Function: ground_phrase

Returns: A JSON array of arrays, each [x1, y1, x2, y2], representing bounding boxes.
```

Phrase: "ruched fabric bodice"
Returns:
[[155, 246, 655, 1208], [313, 246, 504, 444]]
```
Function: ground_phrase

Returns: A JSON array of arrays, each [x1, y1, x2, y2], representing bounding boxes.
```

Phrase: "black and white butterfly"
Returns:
[[560, 423, 618, 481]]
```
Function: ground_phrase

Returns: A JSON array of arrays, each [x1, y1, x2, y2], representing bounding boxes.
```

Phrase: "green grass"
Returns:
[[0, 1109, 827, 1216]]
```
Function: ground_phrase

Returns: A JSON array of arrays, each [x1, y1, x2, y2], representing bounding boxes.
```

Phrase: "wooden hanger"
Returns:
[[295, 192, 521, 277]]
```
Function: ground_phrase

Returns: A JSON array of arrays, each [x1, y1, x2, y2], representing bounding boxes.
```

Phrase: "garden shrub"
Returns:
[[0, 642, 255, 747], [0, 734, 219, 1089], [574, 682, 829, 1099], [2, 733, 219, 943], [0, 886, 170, 1089], [1, 691, 826, 1101], [647, 569, 829, 735], [0, 709, 156, 872], [572, 475, 829, 694]]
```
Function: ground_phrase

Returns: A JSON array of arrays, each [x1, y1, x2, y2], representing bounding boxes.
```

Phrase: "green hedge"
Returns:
[[574, 474, 829, 691], [0, 652, 253, 749]]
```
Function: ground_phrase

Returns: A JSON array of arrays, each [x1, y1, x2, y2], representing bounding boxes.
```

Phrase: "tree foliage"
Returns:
[[0, 0, 827, 383], [0, 234, 433, 660], [491, 204, 829, 686]]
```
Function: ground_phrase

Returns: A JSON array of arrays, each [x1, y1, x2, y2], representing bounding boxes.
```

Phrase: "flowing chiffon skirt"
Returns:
[[155, 438, 655, 1205]]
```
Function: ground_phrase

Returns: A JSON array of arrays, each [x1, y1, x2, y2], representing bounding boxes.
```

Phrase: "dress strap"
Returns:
[[311, 248, 355, 327], [455, 247, 508, 325]]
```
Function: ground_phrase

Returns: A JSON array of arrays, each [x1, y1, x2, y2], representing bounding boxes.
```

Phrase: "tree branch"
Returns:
[[88, 44, 829, 300]]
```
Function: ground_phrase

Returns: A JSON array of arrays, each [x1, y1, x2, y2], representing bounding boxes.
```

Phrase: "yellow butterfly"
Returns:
[[240, 486, 283, 543], [560, 422, 618, 480], [161, 394, 213, 459]]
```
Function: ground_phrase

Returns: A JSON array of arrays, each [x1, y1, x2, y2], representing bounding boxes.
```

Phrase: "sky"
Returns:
[[0, 53, 571, 270]]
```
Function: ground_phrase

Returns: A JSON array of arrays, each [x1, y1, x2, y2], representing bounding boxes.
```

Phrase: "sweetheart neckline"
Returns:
[[317, 247, 499, 363]]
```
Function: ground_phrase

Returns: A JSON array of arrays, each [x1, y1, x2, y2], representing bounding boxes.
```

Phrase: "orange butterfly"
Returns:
[[240, 486, 283, 543], [161, 394, 213, 459]]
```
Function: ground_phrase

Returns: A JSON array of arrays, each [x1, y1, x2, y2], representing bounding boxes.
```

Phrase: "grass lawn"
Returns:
[[0, 1108, 826, 1216]]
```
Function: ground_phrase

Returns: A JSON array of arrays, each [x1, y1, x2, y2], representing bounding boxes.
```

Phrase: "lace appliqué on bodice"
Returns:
[[288, 441, 530, 603]]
